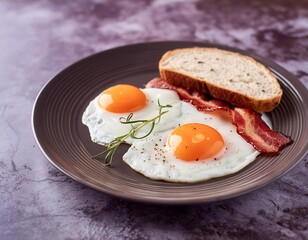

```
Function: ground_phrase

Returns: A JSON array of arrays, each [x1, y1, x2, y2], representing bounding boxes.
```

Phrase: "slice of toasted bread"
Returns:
[[159, 47, 282, 112]]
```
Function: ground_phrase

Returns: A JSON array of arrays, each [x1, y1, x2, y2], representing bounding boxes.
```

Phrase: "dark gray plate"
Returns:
[[32, 41, 308, 204]]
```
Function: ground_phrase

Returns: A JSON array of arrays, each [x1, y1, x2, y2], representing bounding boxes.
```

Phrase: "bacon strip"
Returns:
[[146, 78, 292, 154], [232, 108, 292, 153], [146, 78, 231, 111]]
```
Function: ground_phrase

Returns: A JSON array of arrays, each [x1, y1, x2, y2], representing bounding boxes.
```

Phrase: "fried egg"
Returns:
[[123, 101, 270, 183], [82, 84, 182, 145]]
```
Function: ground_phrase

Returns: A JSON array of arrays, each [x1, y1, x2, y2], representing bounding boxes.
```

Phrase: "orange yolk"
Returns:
[[98, 84, 147, 113], [167, 123, 225, 161]]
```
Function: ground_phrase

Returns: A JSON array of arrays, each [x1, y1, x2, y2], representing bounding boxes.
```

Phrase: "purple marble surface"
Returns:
[[1, 0, 307, 239]]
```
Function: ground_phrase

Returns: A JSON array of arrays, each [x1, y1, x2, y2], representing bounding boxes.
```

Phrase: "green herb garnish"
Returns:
[[92, 100, 172, 166]]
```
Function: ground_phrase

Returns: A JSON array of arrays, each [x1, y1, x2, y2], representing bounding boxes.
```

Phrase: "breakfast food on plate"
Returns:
[[159, 47, 282, 112], [82, 47, 292, 183]]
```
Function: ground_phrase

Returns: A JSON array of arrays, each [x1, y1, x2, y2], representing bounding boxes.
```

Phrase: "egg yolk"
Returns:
[[98, 84, 147, 113], [167, 123, 225, 161]]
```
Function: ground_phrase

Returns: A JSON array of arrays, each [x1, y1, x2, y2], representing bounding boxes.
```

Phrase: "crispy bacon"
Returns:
[[146, 78, 231, 112], [146, 78, 292, 154], [232, 108, 292, 153]]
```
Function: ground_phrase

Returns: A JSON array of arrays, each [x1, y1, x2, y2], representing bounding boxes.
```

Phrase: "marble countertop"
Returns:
[[1, 0, 307, 239]]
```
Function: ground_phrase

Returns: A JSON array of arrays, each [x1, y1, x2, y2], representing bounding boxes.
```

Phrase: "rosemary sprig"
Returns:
[[92, 100, 172, 166]]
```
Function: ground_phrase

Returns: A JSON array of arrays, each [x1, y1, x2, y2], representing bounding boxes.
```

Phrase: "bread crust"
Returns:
[[159, 48, 283, 112]]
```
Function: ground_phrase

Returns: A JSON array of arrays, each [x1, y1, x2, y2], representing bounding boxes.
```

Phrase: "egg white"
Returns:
[[123, 102, 270, 183], [82, 88, 182, 145]]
